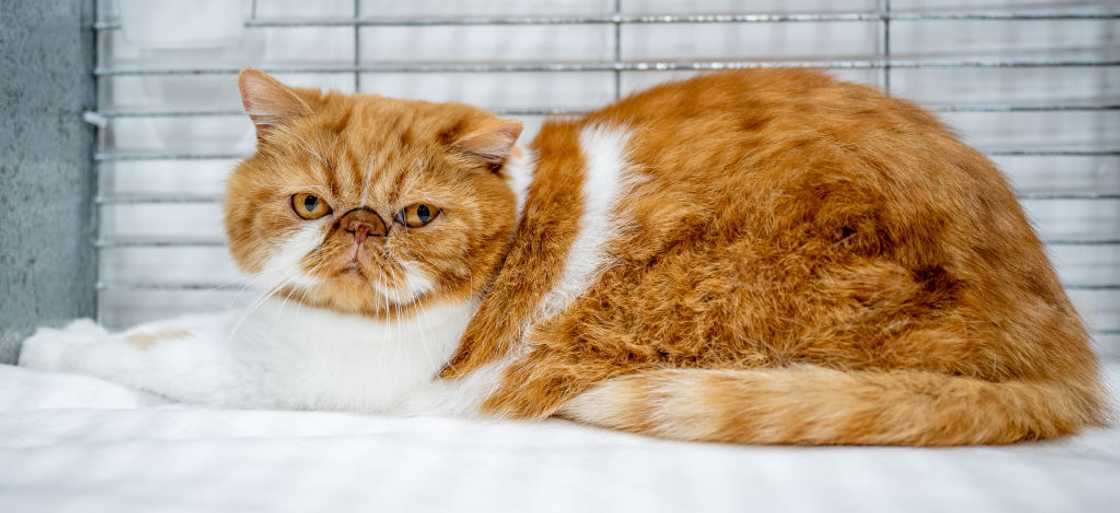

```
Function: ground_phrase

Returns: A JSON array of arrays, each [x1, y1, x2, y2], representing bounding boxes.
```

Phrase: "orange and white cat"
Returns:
[[20, 68, 1107, 445]]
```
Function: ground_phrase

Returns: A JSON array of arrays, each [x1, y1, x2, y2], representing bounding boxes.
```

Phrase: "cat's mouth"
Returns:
[[309, 249, 430, 307], [338, 262, 364, 276], [330, 246, 379, 279]]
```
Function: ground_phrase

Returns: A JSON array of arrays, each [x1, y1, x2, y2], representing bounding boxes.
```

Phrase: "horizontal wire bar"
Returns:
[[92, 10, 1120, 30], [94, 108, 245, 118], [94, 236, 1120, 248], [95, 191, 1120, 204], [1068, 284, 1120, 291], [95, 151, 246, 161], [93, 59, 1120, 76], [984, 149, 1120, 157], [88, 106, 589, 118], [1017, 191, 1120, 200], [1043, 237, 1120, 245], [95, 193, 224, 204], [94, 148, 1120, 161], [82, 103, 1120, 120], [95, 236, 227, 248], [91, 280, 1120, 291], [96, 281, 245, 291], [930, 103, 1120, 113]]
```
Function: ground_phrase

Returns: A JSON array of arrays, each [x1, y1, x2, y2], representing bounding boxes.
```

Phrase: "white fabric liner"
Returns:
[[0, 362, 1117, 513]]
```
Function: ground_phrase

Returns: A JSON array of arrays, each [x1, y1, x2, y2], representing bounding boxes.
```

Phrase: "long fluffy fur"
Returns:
[[23, 68, 1104, 446], [453, 69, 1108, 445], [559, 366, 1107, 446]]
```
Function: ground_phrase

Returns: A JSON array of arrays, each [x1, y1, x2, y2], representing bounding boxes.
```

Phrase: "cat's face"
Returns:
[[225, 70, 523, 316]]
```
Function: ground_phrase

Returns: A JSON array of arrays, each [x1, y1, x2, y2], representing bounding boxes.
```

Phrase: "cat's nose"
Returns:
[[339, 207, 388, 244]]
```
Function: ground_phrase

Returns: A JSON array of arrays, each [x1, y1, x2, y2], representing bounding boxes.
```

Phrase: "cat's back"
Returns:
[[518, 69, 1089, 380], [540, 69, 1034, 269], [578, 68, 991, 203]]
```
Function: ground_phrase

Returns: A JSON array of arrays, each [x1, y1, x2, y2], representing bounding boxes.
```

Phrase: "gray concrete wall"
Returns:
[[0, 0, 97, 363]]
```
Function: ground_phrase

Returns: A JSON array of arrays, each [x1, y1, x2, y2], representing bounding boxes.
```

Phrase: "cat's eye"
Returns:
[[395, 203, 440, 228], [291, 193, 332, 220]]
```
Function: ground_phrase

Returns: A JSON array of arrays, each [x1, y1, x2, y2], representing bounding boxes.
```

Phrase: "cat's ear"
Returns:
[[238, 68, 316, 139], [452, 118, 523, 167]]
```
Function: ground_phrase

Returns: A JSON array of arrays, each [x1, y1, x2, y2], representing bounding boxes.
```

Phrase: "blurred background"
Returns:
[[1, 0, 1117, 363]]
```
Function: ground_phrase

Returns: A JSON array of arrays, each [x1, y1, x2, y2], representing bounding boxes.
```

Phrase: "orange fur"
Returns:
[[227, 68, 1107, 446], [227, 69, 519, 318], [126, 329, 192, 350]]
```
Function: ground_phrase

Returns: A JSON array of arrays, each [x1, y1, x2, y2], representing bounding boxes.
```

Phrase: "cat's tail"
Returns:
[[557, 365, 1110, 445]]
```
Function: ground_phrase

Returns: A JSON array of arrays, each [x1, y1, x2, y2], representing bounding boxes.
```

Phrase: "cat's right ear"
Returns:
[[238, 68, 315, 140]]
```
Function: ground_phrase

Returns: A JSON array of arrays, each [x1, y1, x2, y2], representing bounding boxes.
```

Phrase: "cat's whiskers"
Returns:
[[386, 274, 404, 373], [392, 287, 406, 367], [375, 277, 401, 380], [409, 285, 438, 371], [220, 265, 291, 319], [228, 269, 302, 340], [233, 277, 291, 335], [391, 286, 414, 382], [277, 259, 325, 321]]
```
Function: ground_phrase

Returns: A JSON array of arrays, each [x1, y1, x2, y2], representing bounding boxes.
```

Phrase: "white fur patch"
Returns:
[[405, 126, 636, 416], [557, 378, 625, 425], [255, 221, 327, 290], [536, 125, 633, 319], [400, 262, 436, 299], [504, 145, 536, 222], [371, 261, 436, 305], [396, 354, 515, 417], [19, 295, 478, 412], [235, 298, 476, 412]]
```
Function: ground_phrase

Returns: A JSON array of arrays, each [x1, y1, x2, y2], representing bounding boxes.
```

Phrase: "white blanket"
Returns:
[[1, 363, 1117, 513]]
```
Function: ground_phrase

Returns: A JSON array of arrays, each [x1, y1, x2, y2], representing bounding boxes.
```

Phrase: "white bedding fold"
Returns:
[[1, 363, 1117, 513]]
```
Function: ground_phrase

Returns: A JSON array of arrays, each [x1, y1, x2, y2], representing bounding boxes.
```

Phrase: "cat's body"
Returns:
[[21, 69, 1106, 445]]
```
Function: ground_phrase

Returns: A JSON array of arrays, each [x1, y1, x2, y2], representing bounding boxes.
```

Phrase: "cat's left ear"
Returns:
[[238, 68, 317, 140], [453, 118, 523, 168]]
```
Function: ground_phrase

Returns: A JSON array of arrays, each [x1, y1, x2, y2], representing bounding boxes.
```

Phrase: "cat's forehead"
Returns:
[[276, 99, 464, 202], [309, 99, 425, 157]]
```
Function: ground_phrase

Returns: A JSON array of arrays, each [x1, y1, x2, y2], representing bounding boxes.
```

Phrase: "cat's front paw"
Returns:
[[18, 319, 106, 372]]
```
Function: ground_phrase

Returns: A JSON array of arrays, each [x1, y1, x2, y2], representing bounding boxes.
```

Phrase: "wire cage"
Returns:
[[89, 0, 1119, 357]]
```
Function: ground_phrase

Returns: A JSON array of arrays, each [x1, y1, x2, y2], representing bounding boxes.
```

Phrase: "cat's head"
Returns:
[[225, 69, 525, 316]]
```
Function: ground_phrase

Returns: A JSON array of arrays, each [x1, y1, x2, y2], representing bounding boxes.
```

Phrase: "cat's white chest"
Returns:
[[234, 298, 476, 412]]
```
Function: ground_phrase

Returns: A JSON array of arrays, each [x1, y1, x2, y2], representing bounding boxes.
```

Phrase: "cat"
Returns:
[[19, 68, 1107, 445]]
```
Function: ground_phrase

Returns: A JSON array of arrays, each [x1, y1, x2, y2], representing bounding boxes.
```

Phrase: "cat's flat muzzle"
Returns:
[[340, 207, 388, 245]]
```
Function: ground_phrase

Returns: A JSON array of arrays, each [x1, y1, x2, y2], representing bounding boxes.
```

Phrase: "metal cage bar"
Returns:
[[83, 103, 1120, 120], [93, 59, 1120, 76], [89, 3, 1120, 334], [92, 10, 1120, 30], [90, 148, 1120, 161]]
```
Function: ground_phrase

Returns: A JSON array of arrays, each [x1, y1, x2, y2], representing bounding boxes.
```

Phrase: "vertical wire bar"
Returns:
[[353, 0, 361, 92], [613, 0, 622, 99], [92, 0, 103, 323], [879, 0, 892, 94]]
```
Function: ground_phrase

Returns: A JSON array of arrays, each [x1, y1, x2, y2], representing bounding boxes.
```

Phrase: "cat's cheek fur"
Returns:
[[255, 220, 328, 289], [371, 261, 435, 304]]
